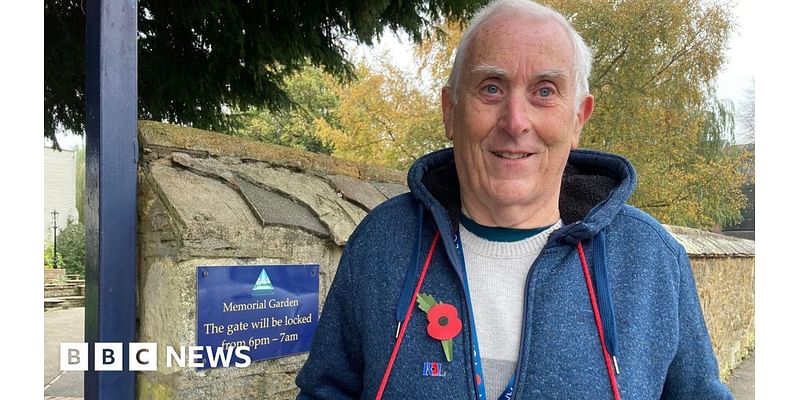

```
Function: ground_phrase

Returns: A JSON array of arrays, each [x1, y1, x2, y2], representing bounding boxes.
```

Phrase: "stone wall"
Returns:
[[664, 226, 755, 381], [137, 121, 755, 398], [44, 268, 67, 284], [137, 121, 406, 399]]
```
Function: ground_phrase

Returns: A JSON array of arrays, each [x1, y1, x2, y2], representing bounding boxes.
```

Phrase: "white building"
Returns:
[[44, 147, 79, 243]]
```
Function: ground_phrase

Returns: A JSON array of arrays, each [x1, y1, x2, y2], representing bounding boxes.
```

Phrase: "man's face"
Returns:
[[442, 14, 593, 227]]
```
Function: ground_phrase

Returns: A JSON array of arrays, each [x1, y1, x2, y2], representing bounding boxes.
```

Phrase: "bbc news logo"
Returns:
[[60, 343, 252, 371]]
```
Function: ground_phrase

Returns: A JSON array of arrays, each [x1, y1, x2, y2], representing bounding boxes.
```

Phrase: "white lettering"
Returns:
[[59, 343, 255, 370], [187, 346, 205, 368], [166, 345, 185, 368], [223, 300, 267, 312], [205, 346, 235, 368], [234, 346, 251, 368], [268, 298, 299, 308]]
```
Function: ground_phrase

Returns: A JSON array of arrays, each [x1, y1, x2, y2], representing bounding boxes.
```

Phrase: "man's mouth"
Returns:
[[492, 151, 532, 159]]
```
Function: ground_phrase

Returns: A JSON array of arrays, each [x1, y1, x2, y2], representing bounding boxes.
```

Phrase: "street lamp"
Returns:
[[51, 209, 59, 268]]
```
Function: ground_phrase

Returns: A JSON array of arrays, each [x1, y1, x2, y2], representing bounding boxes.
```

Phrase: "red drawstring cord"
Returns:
[[577, 242, 621, 400], [375, 231, 441, 400], [375, 235, 618, 399]]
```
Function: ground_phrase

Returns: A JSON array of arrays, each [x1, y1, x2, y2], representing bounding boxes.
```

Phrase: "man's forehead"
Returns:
[[463, 14, 574, 72], [473, 11, 568, 45]]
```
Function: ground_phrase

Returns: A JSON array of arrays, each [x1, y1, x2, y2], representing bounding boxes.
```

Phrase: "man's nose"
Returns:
[[500, 91, 532, 136]]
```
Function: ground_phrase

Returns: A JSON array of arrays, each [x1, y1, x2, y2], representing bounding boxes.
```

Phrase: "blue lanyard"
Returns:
[[454, 231, 516, 400]]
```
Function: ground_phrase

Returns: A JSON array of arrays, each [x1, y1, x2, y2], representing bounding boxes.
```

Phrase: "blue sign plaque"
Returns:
[[197, 264, 319, 368]]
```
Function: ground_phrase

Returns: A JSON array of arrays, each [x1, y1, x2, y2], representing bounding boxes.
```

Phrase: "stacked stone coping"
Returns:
[[664, 225, 755, 258], [137, 121, 755, 397], [139, 120, 405, 185]]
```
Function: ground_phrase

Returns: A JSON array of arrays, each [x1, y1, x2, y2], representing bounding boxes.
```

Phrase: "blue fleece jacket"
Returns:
[[296, 148, 732, 399]]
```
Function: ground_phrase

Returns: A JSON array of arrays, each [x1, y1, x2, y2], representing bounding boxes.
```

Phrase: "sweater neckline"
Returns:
[[459, 219, 563, 259], [460, 212, 554, 242]]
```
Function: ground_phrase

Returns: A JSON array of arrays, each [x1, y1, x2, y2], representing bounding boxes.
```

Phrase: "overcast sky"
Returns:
[[716, 0, 756, 100], [715, 0, 755, 141]]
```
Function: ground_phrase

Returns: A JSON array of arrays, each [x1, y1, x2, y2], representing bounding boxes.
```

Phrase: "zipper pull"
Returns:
[[613, 356, 620, 375], [395, 322, 401, 339]]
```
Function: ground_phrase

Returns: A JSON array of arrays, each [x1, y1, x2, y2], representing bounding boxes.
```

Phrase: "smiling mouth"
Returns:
[[492, 151, 532, 159]]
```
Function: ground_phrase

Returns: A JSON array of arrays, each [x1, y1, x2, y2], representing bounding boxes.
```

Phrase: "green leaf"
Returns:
[[441, 339, 453, 362], [416, 293, 437, 313]]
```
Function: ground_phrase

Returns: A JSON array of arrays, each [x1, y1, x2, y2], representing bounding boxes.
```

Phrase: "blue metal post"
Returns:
[[85, 0, 138, 399]]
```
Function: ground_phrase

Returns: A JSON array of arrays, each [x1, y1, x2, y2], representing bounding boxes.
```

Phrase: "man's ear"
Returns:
[[571, 94, 594, 149], [441, 86, 455, 140]]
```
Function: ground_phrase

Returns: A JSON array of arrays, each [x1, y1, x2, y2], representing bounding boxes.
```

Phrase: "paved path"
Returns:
[[44, 307, 754, 399], [727, 351, 755, 399], [44, 307, 84, 399]]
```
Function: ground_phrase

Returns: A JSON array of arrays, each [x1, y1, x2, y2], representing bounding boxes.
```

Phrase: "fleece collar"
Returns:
[[407, 147, 637, 244]]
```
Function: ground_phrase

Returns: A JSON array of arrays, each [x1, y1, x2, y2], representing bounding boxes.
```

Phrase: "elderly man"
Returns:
[[296, 0, 732, 398]]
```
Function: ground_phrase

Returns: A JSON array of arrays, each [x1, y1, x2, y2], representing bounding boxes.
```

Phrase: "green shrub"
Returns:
[[44, 243, 63, 269], [58, 219, 86, 278]]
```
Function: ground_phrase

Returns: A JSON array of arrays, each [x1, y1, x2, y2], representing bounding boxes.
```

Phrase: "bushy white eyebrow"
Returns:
[[537, 68, 567, 80], [470, 65, 568, 81], [471, 64, 508, 77]]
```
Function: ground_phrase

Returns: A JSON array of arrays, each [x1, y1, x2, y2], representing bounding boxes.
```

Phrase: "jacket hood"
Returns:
[[398, 147, 636, 382], [406, 147, 637, 244]]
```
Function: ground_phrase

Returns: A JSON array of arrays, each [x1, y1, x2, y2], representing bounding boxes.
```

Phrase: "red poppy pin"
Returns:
[[416, 293, 462, 362]]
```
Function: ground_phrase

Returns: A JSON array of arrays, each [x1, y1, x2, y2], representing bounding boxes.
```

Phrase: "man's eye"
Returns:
[[482, 84, 500, 94], [538, 87, 553, 97]]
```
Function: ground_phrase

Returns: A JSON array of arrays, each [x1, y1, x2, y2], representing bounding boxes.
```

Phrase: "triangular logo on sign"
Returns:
[[252, 269, 274, 293]]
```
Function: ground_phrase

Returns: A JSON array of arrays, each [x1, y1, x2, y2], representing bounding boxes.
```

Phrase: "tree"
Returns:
[[735, 79, 755, 143], [310, 20, 461, 168], [549, 0, 746, 228], [316, 59, 449, 169], [58, 219, 86, 278], [232, 65, 339, 154], [44, 0, 487, 147]]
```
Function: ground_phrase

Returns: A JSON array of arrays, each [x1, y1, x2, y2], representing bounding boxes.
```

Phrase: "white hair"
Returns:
[[446, 0, 594, 109]]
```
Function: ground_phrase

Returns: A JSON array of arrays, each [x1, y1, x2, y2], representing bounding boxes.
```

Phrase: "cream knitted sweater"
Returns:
[[460, 220, 563, 399]]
